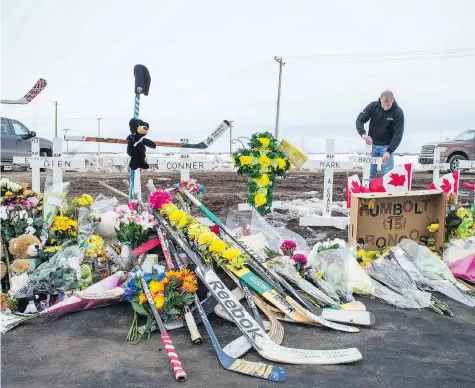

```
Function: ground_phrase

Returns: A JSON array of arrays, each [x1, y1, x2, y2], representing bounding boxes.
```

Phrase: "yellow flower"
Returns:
[[86, 235, 104, 257], [209, 239, 227, 254], [276, 157, 287, 169], [77, 194, 94, 206], [254, 193, 267, 207], [154, 295, 165, 309], [138, 293, 148, 305], [198, 232, 218, 247], [253, 174, 270, 187], [51, 215, 78, 232], [368, 199, 376, 210], [187, 223, 209, 240], [239, 155, 252, 166], [427, 223, 439, 233], [258, 155, 271, 167], [169, 209, 187, 225], [161, 203, 178, 216], [5, 191, 13, 196], [222, 248, 241, 260], [44, 246, 63, 253], [177, 215, 192, 229], [149, 280, 165, 295], [457, 208, 467, 218], [257, 137, 270, 148]]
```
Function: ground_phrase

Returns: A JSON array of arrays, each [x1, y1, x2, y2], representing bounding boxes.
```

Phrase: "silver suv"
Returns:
[[1, 117, 53, 170]]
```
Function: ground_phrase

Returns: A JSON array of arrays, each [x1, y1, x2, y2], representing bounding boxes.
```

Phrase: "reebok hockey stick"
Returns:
[[167, 238, 287, 382], [181, 189, 360, 332], [155, 211, 363, 365], [132, 254, 187, 381], [63, 120, 230, 149], [156, 226, 202, 344], [1, 78, 47, 104]]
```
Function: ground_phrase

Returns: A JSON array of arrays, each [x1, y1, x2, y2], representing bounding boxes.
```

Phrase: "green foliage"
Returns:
[[115, 221, 154, 250]]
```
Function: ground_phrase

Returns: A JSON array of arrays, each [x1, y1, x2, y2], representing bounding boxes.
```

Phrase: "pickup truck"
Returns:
[[1, 117, 53, 170], [418, 129, 475, 172]]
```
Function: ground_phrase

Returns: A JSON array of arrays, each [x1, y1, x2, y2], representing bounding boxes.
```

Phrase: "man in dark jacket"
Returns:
[[356, 90, 404, 178]]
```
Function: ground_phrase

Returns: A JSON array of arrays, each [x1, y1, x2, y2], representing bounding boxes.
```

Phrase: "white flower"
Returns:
[[19, 210, 28, 220], [0, 206, 8, 220], [0, 178, 10, 188], [26, 217, 34, 225], [6, 182, 21, 192], [25, 226, 36, 235]]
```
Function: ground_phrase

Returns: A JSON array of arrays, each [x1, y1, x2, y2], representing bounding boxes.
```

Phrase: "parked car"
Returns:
[[1, 117, 53, 170], [418, 129, 475, 172]]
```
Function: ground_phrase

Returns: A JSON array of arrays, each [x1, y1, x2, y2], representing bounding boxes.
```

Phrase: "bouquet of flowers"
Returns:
[[232, 131, 291, 215], [126, 267, 198, 341]]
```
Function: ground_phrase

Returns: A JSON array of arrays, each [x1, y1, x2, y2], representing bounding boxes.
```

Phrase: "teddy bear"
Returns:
[[8, 234, 42, 275], [127, 118, 157, 170]]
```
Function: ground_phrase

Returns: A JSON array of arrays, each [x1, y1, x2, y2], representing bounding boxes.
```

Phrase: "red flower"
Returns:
[[291, 253, 308, 265]]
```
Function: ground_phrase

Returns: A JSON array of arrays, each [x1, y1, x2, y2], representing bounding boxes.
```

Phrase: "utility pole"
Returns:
[[62, 129, 71, 153], [54, 101, 58, 137], [229, 120, 235, 155], [274, 57, 285, 139], [97, 117, 102, 158]]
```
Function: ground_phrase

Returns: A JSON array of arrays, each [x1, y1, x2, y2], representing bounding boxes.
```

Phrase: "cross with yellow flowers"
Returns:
[[232, 131, 291, 216]]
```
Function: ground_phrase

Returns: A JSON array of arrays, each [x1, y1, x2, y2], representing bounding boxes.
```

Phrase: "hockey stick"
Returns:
[[155, 211, 363, 365], [133, 254, 187, 381], [216, 268, 285, 359], [64, 120, 230, 149], [167, 238, 286, 382], [1, 78, 47, 105], [156, 226, 202, 344], [181, 189, 361, 332], [129, 64, 151, 201]]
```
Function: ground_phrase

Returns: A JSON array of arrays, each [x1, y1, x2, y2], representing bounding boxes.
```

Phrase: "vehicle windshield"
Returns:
[[453, 131, 475, 141]]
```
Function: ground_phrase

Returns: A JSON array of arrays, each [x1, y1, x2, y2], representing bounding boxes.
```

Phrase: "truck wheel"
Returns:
[[448, 154, 467, 173]]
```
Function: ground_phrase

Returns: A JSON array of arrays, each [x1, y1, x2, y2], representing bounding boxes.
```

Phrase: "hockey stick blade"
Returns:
[[155, 212, 363, 365], [1, 78, 47, 105]]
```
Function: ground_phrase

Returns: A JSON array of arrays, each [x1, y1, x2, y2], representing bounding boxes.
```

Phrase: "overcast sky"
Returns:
[[1, 0, 474, 154]]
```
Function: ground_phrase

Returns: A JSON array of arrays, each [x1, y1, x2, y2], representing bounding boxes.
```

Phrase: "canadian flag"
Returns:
[[346, 174, 370, 208], [428, 171, 459, 195], [369, 164, 413, 193]]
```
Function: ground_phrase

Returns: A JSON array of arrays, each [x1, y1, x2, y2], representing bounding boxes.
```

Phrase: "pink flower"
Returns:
[[7, 204, 15, 211], [280, 240, 297, 256], [128, 201, 138, 211], [291, 253, 308, 265], [149, 190, 172, 210]]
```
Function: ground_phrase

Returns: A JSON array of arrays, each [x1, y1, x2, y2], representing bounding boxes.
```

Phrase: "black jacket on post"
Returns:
[[356, 99, 404, 154]]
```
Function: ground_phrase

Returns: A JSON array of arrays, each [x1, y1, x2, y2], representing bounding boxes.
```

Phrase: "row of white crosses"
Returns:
[[12, 137, 85, 192]]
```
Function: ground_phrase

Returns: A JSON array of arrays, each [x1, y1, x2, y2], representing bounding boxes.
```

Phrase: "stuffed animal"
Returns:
[[8, 234, 42, 275], [127, 118, 157, 170]]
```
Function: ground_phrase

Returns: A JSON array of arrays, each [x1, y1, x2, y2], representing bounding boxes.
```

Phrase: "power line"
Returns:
[[281, 47, 475, 60]]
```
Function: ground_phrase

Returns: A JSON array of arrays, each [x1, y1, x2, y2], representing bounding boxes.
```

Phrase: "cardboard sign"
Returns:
[[349, 190, 446, 250], [277, 139, 308, 169]]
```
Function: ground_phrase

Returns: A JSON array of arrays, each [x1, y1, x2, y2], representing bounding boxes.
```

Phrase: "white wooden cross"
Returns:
[[13, 137, 41, 192], [299, 138, 356, 229], [421, 147, 450, 182], [13, 137, 85, 192]]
